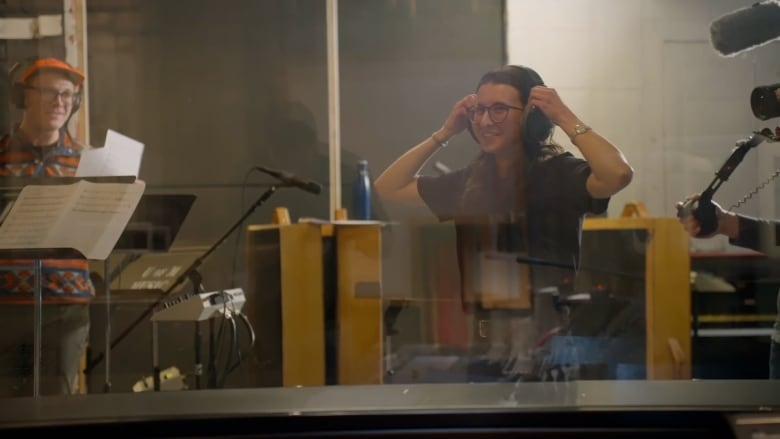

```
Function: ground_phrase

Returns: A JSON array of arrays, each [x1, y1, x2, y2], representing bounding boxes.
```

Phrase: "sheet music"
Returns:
[[0, 184, 74, 245], [0, 180, 145, 260], [76, 129, 144, 178]]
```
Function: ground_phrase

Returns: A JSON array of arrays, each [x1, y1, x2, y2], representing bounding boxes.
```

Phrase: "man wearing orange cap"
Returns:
[[0, 57, 94, 396]]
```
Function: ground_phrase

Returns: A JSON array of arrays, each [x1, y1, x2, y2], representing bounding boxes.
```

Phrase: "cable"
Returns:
[[205, 293, 254, 389], [218, 311, 255, 388], [210, 295, 236, 388], [240, 312, 256, 350], [230, 167, 263, 288], [221, 312, 256, 383], [227, 297, 240, 382], [221, 316, 238, 388], [729, 168, 780, 212], [211, 299, 230, 363]]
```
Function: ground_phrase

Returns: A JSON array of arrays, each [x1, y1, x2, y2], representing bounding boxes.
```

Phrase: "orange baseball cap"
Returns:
[[19, 57, 85, 85]]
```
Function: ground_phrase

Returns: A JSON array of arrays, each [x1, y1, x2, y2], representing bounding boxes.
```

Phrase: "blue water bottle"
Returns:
[[352, 159, 371, 220]]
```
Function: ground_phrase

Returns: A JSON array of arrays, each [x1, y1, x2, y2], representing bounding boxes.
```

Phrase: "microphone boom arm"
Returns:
[[677, 130, 775, 236]]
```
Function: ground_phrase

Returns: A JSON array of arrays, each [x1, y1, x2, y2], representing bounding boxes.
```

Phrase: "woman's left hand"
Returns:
[[526, 85, 576, 127]]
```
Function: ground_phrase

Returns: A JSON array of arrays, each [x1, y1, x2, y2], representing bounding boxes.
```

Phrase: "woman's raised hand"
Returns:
[[437, 93, 477, 140]]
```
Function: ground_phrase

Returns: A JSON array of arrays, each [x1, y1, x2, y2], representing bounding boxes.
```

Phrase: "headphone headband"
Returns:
[[8, 56, 83, 113]]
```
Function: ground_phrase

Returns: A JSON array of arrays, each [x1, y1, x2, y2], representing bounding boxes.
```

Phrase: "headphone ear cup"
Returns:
[[10, 82, 26, 109], [70, 90, 82, 114], [523, 107, 553, 145]]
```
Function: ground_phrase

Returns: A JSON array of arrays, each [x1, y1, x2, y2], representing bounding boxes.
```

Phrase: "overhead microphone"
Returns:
[[255, 166, 322, 195], [709, 0, 780, 57], [751, 83, 780, 121]]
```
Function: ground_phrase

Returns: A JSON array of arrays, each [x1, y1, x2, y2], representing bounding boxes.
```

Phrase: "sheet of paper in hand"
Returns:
[[76, 129, 144, 178]]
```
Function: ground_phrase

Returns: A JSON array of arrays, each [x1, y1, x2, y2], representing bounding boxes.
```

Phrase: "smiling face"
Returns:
[[21, 72, 79, 134], [470, 82, 525, 159]]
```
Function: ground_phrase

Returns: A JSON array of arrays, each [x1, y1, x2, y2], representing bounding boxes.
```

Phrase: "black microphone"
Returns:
[[255, 166, 322, 195], [709, 0, 780, 57], [751, 83, 780, 121]]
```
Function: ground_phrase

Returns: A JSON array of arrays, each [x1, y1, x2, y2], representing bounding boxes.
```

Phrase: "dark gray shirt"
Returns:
[[418, 152, 609, 309]]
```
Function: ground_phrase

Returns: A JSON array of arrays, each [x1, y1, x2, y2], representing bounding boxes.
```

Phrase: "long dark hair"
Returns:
[[461, 65, 563, 215]]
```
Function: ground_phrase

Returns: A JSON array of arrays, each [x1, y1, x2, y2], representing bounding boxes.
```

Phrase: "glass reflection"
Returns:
[[0, 0, 778, 430]]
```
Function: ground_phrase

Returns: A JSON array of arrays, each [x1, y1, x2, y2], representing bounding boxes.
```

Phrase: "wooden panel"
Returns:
[[246, 224, 325, 387], [64, 0, 90, 145], [648, 218, 691, 379], [280, 224, 325, 386], [65, 0, 89, 394], [584, 217, 691, 379], [336, 225, 383, 385]]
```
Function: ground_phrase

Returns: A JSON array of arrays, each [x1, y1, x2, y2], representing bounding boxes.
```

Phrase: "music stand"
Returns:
[[97, 193, 196, 290], [0, 176, 142, 398], [113, 194, 196, 254], [87, 193, 196, 393]]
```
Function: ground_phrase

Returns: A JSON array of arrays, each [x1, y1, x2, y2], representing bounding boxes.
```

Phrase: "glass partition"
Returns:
[[1, 0, 780, 436]]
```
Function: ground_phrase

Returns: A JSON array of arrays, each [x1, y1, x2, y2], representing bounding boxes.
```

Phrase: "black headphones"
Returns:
[[8, 57, 82, 113]]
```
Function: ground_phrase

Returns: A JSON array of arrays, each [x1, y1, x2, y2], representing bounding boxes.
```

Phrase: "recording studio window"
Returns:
[[1, 0, 780, 437]]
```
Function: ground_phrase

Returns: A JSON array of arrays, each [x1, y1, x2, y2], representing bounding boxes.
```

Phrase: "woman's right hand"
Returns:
[[437, 94, 477, 141]]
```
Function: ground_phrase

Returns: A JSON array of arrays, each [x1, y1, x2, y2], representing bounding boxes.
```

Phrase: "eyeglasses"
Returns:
[[25, 85, 77, 104], [468, 103, 524, 123]]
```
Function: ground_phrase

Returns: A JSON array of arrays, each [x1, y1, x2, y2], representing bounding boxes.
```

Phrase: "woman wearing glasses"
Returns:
[[374, 65, 633, 381]]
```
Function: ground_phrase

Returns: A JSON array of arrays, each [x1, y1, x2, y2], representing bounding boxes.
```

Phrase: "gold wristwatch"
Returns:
[[571, 123, 592, 141]]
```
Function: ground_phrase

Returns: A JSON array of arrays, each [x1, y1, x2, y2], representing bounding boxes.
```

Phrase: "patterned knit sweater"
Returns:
[[0, 129, 94, 303]]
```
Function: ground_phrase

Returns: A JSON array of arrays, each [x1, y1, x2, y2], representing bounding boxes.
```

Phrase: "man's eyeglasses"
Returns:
[[468, 103, 524, 123], [25, 85, 77, 104]]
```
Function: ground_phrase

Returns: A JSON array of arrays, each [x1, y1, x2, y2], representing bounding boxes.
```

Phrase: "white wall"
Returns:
[[506, 0, 780, 251]]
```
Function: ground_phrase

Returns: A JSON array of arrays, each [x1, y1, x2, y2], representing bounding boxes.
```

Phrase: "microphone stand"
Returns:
[[514, 254, 645, 317], [84, 183, 286, 390], [515, 254, 646, 382]]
